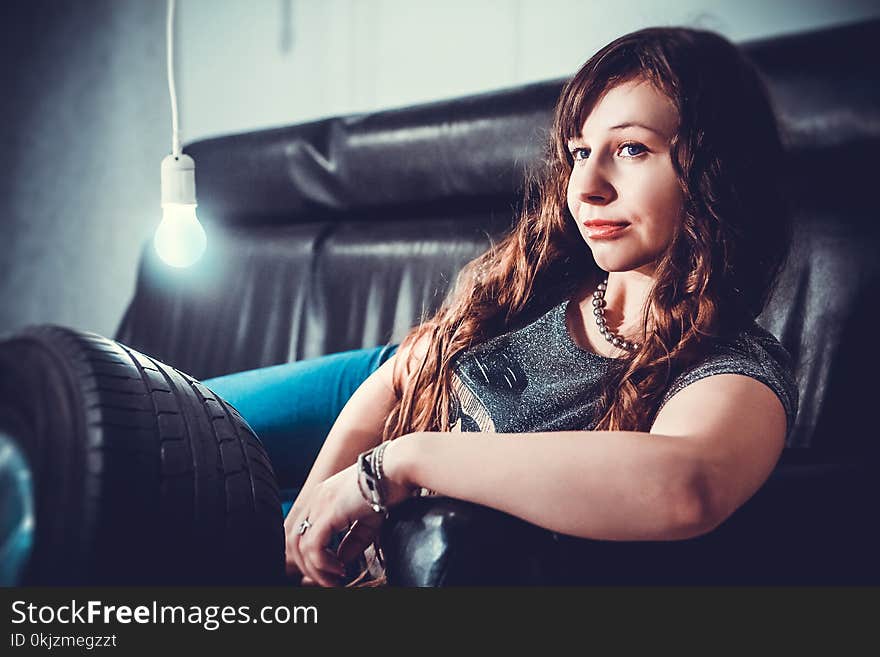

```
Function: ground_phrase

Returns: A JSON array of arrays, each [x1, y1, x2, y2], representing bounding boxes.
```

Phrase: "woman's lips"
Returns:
[[583, 222, 630, 239]]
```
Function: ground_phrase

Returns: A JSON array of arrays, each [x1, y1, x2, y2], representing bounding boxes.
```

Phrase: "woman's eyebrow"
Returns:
[[608, 121, 665, 136], [569, 121, 666, 144]]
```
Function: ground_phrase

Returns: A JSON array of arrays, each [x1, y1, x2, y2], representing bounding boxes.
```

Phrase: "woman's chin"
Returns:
[[588, 253, 637, 273], [586, 245, 662, 276]]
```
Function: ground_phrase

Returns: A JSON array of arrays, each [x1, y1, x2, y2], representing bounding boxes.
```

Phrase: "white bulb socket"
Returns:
[[156, 152, 206, 268], [161, 153, 197, 206]]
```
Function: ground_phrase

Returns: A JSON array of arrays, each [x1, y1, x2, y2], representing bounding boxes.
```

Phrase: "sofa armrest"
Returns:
[[381, 462, 879, 586], [381, 496, 557, 586]]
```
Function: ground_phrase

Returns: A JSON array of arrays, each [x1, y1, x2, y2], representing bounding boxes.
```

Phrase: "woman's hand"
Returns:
[[296, 511, 384, 586], [285, 438, 418, 587], [283, 490, 322, 582], [287, 464, 378, 587], [285, 479, 377, 585]]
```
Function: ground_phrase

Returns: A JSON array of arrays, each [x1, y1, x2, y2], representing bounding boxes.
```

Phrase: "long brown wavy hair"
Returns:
[[350, 26, 793, 586]]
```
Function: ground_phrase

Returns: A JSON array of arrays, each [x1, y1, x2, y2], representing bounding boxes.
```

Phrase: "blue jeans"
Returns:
[[203, 344, 399, 517]]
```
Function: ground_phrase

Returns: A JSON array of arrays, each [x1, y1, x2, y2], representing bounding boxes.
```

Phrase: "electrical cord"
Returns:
[[167, 0, 181, 157]]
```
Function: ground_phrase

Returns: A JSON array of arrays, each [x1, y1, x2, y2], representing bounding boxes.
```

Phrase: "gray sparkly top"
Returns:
[[446, 297, 799, 442]]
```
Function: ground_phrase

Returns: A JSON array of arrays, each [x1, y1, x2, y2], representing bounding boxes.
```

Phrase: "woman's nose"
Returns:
[[571, 160, 616, 204]]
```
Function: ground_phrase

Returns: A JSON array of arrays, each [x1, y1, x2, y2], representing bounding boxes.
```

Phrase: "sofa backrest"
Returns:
[[116, 19, 880, 456]]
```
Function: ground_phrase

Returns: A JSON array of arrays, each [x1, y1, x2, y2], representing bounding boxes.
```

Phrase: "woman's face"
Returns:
[[566, 78, 683, 277]]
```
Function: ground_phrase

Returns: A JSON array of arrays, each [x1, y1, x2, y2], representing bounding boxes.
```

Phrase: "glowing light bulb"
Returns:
[[155, 153, 207, 268], [154, 203, 206, 268]]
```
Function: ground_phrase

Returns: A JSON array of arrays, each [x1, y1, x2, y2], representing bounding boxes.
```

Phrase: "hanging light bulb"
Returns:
[[155, 0, 206, 268], [155, 153, 206, 268]]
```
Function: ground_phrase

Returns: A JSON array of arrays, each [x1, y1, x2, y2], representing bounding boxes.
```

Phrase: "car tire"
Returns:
[[0, 325, 285, 585]]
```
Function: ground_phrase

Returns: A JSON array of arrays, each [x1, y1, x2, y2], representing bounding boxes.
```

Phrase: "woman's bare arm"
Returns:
[[381, 373, 786, 542], [385, 430, 704, 541]]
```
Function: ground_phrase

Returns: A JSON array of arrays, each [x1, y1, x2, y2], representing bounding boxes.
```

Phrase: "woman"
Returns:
[[209, 26, 798, 587]]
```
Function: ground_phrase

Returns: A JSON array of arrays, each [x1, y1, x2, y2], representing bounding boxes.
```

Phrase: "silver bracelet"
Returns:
[[356, 462, 375, 508], [357, 444, 389, 515], [374, 440, 389, 481]]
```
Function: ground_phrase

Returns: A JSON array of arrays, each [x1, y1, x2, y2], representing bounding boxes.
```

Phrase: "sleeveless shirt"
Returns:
[[446, 298, 799, 441]]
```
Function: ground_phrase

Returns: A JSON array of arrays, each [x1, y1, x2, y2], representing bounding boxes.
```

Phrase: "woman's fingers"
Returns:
[[290, 525, 327, 586], [283, 513, 310, 579], [306, 550, 346, 586], [301, 539, 347, 586], [284, 532, 306, 578], [298, 548, 343, 588], [283, 501, 311, 575], [286, 511, 345, 586], [337, 519, 379, 565], [286, 523, 332, 587]]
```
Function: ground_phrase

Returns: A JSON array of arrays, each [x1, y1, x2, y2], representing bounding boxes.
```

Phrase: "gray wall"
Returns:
[[179, 0, 880, 142], [1, 0, 166, 338], [2, 0, 879, 340]]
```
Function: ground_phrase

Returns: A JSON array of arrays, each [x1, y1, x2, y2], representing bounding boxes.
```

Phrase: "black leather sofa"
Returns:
[[116, 19, 880, 585]]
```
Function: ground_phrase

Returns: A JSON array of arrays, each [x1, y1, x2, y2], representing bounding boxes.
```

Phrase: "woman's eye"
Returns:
[[619, 142, 647, 157], [570, 143, 646, 161]]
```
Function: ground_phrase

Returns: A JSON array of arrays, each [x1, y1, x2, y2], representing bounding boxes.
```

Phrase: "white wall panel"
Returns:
[[177, 0, 880, 142]]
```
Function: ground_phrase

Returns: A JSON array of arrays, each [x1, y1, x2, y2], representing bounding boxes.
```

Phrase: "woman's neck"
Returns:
[[605, 271, 654, 334], [574, 271, 653, 344]]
